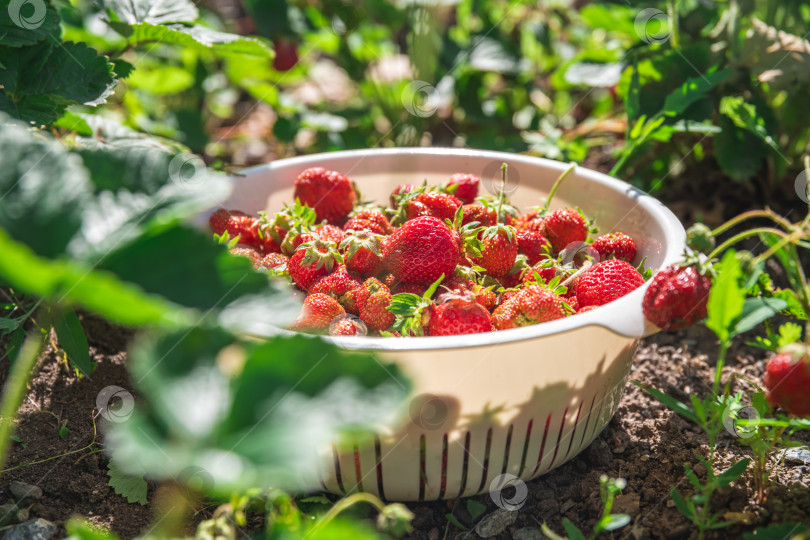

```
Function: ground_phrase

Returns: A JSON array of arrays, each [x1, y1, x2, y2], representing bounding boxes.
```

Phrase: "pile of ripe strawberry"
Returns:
[[209, 166, 654, 337]]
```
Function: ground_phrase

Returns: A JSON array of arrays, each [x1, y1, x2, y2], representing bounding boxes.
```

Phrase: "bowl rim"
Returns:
[[236, 147, 687, 351]]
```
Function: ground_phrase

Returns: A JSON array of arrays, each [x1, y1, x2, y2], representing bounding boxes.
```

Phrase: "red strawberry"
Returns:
[[340, 230, 384, 277], [273, 38, 299, 72], [471, 225, 518, 277], [475, 287, 497, 311], [461, 204, 497, 227], [293, 167, 356, 225], [517, 229, 551, 265], [309, 265, 362, 307], [383, 216, 460, 285], [330, 318, 359, 336], [352, 209, 394, 235], [521, 261, 557, 285], [577, 305, 599, 314], [354, 278, 395, 331], [405, 192, 461, 222], [592, 232, 637, 263], [566, 296, 580, 312], [290, 293, 344, 332], [446, 173, 480, 204], [492, 285, 567, 330], [210, 209, 258, 245], [542, 208, 588, 253], [764, 345, 810, 416], [259, 252, 288, 270], [282, 231, 318, 255], [230, 247, 262, 266], [343, 217, 387, 235], [517, 209, 545, 232], [441, 276, 474, 295], [393, 282, 428, 296], [315, 224, 345, 245], [390, 184, 415, 208], [426, 298, 493, 336], [642, 264, 711, 330], [576, 260, 644, 308], [287, 239, 343, 290]]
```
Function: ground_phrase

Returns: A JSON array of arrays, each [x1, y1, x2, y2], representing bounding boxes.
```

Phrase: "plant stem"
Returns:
[[543, 162, 577, 210], [706, 227, 789, 260], [710, 209, 793, 236], [0, 323, 47, 472], [713, 342, 728, 397], [312, 492, 386, 532], [668, 0, 680, 49]]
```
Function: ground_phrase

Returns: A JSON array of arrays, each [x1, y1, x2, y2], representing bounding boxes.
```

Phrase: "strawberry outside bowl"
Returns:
[[211, 148, 686, 502]]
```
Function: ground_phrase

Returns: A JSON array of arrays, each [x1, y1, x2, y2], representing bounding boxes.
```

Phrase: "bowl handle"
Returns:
[[590, 287, 661, 338]]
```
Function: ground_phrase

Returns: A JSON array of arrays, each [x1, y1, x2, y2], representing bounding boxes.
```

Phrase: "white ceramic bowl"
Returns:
[[217, 148, 686, 501]]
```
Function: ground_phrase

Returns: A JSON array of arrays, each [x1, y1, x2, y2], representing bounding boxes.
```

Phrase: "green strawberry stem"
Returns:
[[705, 227, 789, 261], [310, 492, 386, 534], [710, 209, 793, 236], [543, 162, 577, 211], [560, 260, 592, 289], [0, 314, 48, 471]]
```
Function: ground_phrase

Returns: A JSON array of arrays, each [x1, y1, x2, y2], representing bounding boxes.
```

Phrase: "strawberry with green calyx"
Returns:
[[492, 285, 567, 330], [517, 229, 551, 265], [387, 275, 446, 336], [280, 229, 317, 256], [763, 343, 810, 416], [383, 216, 460, 286], [340, 230, 384, 277], [471, 224, 518, 277], [351, 277, 396, 331], [351, 209, 394, 235], [444, 173, 481, 205], [293, 167, 356, 225], [209, 209, 260, 247], [642, 257, 712, 331], [343, 217, 387, 235], [576, 259, 644, 308], [315, 224, 344, 246], [259, 252, 289, 273], [686, 222, 715, 254], [258, 199, 317, 245], [542, 207, 590, 254], [461, 203, 498, 227], [390, 183, 416, 209], [495, 254, 530, 289], [438, 276, 498, 312], [426, 297, 494, 336], [288, 239, 343, 291], [591, 232, 636, 263], [289, 293, 345, 333], [405, 191, 462, 223], [309, 265, 362, 308]]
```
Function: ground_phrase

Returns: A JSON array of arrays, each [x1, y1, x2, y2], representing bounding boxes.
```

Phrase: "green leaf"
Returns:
[[730, 297, 787, 338], [0, 228, 185, 328], [0, 41, 117, 124], [52, 308, 94, 376], [670, 488, 694, 520], [106, 330, 411, 495], [540, 523, 567, 540], [3, 325, 26, 364], [706, 249, 745, 344], [107, 461, 148, 505], [715, 117, 768, 181], [65, 518, 122, 540], [115, 22, 272, 58], [126, 65, 195, 94], [59, 425, 69, 439], [561, 518, 587, 540], [0, 0, 61, 47], [633, 381, 699, 424], [445, 513, 468, 531], [760, 233, 806, 298], [776, 323, 803, 348], [102, 0, 199, 24], [661, 68, 730, 118], [741, 522, 810, 540], [303, 518, 382, 540], [466, 500, 487, 521], [600, 513, 631, 532], [625, 60, 641, 122], [717, 458, 750, 487], [719, 96, 781, 153], [0, 116, 94, 257], [54, 112, 93, 136]]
